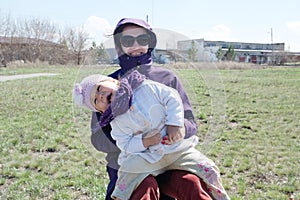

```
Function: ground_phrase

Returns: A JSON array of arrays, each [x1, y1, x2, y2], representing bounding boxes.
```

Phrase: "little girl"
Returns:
[[73, 69, 230, 200]]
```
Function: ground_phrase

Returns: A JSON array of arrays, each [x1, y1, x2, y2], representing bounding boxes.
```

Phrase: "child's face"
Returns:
[[92, 80, 119, 112]]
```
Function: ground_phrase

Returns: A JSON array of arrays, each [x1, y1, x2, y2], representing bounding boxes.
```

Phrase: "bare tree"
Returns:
[[19, 17, 58, 62], [0, 11, 6, 35], [0, 12, 89, 65], [63, 26, 89, 65], [0, 13, 19, 64], [0, 12, 16, 37]]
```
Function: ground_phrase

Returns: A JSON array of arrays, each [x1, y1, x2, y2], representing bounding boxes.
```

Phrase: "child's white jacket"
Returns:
[[111, 80, 198, 165]]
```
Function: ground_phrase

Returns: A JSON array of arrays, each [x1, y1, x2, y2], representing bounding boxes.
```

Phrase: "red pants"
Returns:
[[130, 170, 212, 200]]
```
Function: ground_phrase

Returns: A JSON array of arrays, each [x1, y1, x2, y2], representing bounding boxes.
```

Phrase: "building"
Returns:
[[204, 40, 285, 64], [177, 39, 286, 64]]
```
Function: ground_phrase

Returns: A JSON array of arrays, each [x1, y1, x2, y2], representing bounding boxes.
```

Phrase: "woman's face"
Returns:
[[92, 79, 119, 112], [120, 25, 150, 56]]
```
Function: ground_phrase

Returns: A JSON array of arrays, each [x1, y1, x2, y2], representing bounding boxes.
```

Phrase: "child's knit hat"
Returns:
[[73, 74, 111, 112]]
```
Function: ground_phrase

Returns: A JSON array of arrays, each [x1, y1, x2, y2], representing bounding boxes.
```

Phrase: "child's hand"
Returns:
[[142, 132, 161, 148], [162, 125, 184, 145]]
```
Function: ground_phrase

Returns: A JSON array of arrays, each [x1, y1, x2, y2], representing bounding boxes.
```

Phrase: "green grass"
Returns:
[[0, 64, 299, 199]]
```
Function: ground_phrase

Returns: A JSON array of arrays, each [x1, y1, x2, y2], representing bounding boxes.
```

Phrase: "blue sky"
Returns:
[[2, 0, 300, 51]]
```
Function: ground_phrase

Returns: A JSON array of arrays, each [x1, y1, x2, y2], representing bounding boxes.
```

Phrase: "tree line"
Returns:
[[0, 12, 109, 66]]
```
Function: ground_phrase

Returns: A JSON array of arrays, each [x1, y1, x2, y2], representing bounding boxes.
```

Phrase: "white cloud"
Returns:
[[286, 21, 300, 33], [285, 21, 300, 51], [212, 24, 231, 32], [201, 24, 234, 41], [83, 16, 113, 45]]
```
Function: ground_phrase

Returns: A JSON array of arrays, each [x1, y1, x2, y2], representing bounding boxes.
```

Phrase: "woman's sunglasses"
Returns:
[[120, 34, 151, 47]]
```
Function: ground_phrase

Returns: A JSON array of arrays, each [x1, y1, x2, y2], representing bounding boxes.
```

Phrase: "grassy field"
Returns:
[[0, 63, 299, 199]]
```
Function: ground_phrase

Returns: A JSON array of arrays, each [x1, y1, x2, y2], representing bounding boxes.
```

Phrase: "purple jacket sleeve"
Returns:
[[172, 77, 198, 138], [90, 112, 120, 169]]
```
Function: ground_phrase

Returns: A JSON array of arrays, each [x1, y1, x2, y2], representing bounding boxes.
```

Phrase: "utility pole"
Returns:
[[271, 27, 274, 64], [152, 0, 154, 26]]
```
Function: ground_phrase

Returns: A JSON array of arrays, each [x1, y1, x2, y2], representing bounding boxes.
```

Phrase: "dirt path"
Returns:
[[0, 73, 59, 82]]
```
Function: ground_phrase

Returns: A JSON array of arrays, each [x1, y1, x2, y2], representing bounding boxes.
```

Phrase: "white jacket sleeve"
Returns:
[[110, 119, 147, 154], [149, 82, 184, 127]]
